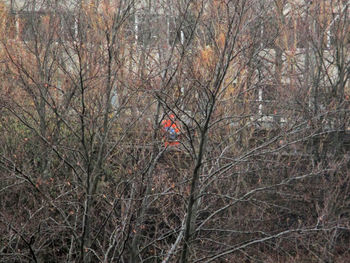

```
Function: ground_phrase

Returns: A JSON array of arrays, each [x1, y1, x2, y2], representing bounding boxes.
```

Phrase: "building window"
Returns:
[[296, 17, 308, 48], [18, 12, 43, 41], [254, 84, 278, 116], [136, 13, 166, 46], [168, 15, 179, 45], [261, 17, 279, 49], [5, 13, 17, 39], [60, 11, 77, 41], [327, 12, 350, 48]]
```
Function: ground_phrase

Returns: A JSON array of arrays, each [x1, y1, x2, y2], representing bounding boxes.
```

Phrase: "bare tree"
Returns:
[[1, 0, 350, 262]]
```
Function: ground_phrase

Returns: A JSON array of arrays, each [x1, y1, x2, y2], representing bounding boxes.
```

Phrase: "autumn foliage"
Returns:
[[1, 0, 350, 262]]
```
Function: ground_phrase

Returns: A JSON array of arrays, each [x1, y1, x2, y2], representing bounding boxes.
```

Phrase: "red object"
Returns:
[[164, 141, 179, 147], [162, 115, 180, 146]]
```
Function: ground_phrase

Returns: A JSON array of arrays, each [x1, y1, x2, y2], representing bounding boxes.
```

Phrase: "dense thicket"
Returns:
[[0, 0, 350, 262]]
